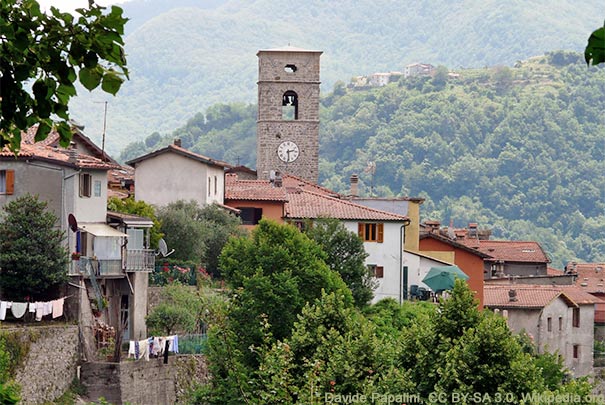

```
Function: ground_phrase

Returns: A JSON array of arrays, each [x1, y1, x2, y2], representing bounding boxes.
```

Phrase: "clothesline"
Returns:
[[0, 297, 66, 321], [128, 335, 179, 361]]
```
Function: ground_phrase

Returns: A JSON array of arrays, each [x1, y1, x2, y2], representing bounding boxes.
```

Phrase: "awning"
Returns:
[[79, 223, 128, 237]]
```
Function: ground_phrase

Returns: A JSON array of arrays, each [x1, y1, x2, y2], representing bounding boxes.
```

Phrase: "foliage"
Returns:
[[156, 201, 243, 276], [146, 282, 203, 335], [107, 196, 163, 248], [149, 259, 197, 286], [585, 22, 605, 65], [0, 194, 69, 300], [0, 0, 128, 151], [363, 298, 435, 337], [120, 53, 605, 267], [303, 217, 375, 307]]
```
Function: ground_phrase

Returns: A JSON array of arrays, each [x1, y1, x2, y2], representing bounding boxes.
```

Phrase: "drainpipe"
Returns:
[[400, 218, 412, 304]]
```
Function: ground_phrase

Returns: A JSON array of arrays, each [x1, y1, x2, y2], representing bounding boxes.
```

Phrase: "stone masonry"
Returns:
[[256, 47, 322, 183]]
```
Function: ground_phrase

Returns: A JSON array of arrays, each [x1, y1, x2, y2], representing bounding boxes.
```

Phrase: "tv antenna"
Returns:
[[365, 161, 376, 196], [94, 101, 108, 161], [156, 238, 175, 257]]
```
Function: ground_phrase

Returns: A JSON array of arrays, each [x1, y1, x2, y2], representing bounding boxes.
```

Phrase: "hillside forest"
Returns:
[[119, 51, 605, 268]]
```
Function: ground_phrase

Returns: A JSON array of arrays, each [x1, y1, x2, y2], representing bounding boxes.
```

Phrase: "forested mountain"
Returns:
[[68, 0, 604, 154], [120, 52, 605, 268]]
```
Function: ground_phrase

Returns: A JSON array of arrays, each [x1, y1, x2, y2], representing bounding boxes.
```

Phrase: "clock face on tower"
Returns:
[[277, 141, 300, 163]]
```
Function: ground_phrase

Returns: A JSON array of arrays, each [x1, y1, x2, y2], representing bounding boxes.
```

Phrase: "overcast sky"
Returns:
[[37, 0, 131, 13]]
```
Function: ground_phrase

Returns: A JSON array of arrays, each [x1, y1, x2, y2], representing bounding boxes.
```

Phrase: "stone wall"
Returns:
[[81, 354, 209, 405], [7, 324, 80, 404]]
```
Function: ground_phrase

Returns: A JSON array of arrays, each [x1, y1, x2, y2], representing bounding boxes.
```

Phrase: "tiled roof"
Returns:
[[224, 174, 408, 221], [125, 144, 231, 168], [285, 189, 408, 221], [484, 284, 598, 309], [23, 124, 117, 163], [0, 142, 117, 170], [224, 174, 288, 201], [458, 240, 550, 263], [574, 263, 605, 293], [419, 233, 492, 258], [547, 266, 563, 275]]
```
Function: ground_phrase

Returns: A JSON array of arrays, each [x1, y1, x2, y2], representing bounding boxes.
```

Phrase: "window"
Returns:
[[559, 316, 563, 331], [282, 91, 298, 120], [573, 344, 579, 359], [358, 223, 384, 243], [0, 170, 14, 195], [572, 307, 580, 327], [239, 207, 263, 225], [284, 64, 297, 73], [368, 264, 384, 278], [547, 317, 552, 332], [79, 173, 91, 197], [94, 180, 102, 197], [214, 175, 218, 195], [208, 178, 211, 196]]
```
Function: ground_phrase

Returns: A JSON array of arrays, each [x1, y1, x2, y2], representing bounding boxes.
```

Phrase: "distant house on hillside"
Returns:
[[126, 139, 230, 207], [485, 284, 597, 377], [404, 63, 435, 78], [572, 262, 605, 341]]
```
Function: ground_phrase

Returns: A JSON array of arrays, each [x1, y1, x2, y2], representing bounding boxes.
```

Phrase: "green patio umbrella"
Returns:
[[422, 265, 469, 293]]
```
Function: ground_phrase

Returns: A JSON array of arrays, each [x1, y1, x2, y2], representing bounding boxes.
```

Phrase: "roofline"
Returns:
[[419, 233, 492, 258], [1, 153, 115, 171], [404, 249, 452, 265], [125, 144, 231, 168]]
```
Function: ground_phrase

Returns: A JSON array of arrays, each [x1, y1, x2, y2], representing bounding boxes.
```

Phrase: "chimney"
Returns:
[[508, 289, 518, 302], [68, 142, 78, 164], [468, 223, 478, 238], [174, 138, 181, 147], [350, 174, 359, 197], [274, 171, 282, 187]]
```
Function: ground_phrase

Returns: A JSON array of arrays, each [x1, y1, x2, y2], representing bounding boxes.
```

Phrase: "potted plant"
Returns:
[[71, 252, 81, 260]]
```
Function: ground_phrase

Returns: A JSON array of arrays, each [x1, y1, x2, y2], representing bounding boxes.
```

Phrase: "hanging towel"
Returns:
[[167, 335, 179, 353], [128, 341, 136, 358], [43, 301, 52, 316], [52, 298, 64, 319], [0, 301, 8, 320], [11, 302, 28, 319], [35, 302, 44, 321], [28, 303, 36, 313], [139, 339, 149, 361]]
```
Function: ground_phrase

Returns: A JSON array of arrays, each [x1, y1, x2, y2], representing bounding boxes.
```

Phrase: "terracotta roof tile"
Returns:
[[574, 263, 605, 293], [458, 240, 550, 263], [224, 174, 288, 201], [1, 142, 117, 170], [284, 189, 408, 221], [484, 284, 598, 309]]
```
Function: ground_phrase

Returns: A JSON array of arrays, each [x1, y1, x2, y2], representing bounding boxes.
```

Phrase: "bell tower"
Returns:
[[256, 46, 322, 183]]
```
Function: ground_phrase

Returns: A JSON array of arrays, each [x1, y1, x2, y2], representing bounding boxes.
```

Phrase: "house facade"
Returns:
[[572, 262, 605, 341], [224, 173, 412, 303], [0, 131, 153, 345], [126, 140, 229, 207], [484, 284, 597, 377]]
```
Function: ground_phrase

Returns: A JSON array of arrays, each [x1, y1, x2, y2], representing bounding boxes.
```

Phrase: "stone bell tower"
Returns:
[[256, 46, 322, 183]]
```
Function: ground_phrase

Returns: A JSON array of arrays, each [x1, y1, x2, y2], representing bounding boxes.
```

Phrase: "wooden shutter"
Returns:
[[375, 266, 384, 278], [5, 170, 14, 195], [358, 223, 364, 239], [377, 223, 384, 243]]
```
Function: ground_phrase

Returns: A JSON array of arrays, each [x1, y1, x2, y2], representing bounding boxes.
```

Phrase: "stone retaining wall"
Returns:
[[6, 324, 80, 404]]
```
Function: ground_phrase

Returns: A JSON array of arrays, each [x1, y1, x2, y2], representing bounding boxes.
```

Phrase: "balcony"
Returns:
[[70, 257, 123, 277], [125, 249, 155, 272]]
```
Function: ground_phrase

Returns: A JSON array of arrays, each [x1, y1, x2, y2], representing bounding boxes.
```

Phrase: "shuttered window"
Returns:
[[0, 170, 14, 195], [358, 222, 384, 243]]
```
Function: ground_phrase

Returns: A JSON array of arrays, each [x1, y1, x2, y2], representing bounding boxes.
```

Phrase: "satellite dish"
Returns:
[[68, 214, 78, 232], [156, 238, 174, 257]]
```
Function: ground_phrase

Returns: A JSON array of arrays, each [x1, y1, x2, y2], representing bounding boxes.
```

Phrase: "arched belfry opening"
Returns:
[[282, 90, 298, 120]]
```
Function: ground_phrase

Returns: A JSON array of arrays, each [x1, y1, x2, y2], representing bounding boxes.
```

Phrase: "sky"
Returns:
[[37, 0, 131, 13]]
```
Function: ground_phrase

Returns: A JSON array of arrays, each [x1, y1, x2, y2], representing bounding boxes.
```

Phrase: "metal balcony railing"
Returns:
[[125, 249, 155, 272]]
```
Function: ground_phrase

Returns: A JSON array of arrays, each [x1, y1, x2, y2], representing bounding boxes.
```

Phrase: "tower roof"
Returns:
[[257, 45, 323, 54]]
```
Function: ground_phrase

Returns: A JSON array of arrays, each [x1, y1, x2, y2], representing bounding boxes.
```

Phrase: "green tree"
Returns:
[[0, 0, 128, 151], [585, 23, 605, 65], [146, 282, 203, 335], [303, 217, 375, 307], [0, 194, 69, 300], [107, 196, 163, 248], [156, 200, 243, 274]]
